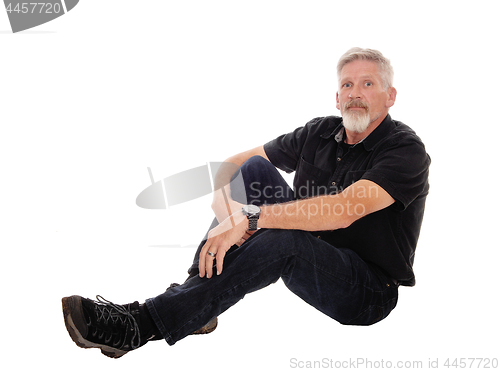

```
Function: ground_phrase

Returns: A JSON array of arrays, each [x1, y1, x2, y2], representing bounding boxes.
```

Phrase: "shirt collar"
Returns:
[[320, 114, 395, 151]]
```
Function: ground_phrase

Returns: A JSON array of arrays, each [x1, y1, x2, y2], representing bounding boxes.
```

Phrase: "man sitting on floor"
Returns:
[[62, 47, 431, 358]]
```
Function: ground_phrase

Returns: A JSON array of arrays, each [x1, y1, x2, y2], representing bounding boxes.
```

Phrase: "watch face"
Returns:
[[244, 204, 260, 215]]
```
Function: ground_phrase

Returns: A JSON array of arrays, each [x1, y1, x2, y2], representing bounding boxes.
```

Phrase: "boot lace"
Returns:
[[91, 295, 141, 350]]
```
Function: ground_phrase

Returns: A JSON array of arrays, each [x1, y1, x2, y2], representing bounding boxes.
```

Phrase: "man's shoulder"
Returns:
[[308, 115, 343, 126], [302, 115, 343, 136], [377, 118, 430, 166], [390, 119, 427, 147], [363, 116, 429, 161]]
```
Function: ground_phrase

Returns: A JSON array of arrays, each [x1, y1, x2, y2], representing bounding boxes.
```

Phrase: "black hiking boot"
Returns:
[[62, 295, 160, 358]]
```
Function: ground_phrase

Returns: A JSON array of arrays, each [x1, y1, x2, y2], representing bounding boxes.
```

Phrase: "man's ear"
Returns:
[[336, 91, 341, 111], [385, 87, 397, 108]]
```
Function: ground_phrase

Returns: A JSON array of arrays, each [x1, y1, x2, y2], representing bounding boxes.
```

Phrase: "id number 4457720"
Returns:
[[5, 3, 63, 14]]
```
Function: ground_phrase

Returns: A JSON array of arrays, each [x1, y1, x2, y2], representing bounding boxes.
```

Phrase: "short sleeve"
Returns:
[[361, 133, 431, 210], [264, 117, 324, 173]]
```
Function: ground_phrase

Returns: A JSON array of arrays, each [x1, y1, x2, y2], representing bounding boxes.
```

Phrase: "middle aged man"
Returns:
[[62, 47, 430, 358]]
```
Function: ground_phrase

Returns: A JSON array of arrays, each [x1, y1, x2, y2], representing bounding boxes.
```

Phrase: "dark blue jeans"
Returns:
[[146, 156, 398, 346]]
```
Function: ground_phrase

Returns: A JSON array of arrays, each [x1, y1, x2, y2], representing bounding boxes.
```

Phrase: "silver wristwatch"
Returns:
[[242, 205, 261, 231]]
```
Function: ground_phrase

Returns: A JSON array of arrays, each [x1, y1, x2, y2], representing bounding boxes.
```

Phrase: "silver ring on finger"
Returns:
[[207, 251, 216, 257]]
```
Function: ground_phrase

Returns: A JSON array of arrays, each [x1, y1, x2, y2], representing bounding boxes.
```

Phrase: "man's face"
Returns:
[[336, 60, 396, 133]]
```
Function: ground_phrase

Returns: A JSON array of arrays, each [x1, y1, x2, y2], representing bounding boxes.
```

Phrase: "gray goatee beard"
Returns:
[[342, 100, 371, 134]]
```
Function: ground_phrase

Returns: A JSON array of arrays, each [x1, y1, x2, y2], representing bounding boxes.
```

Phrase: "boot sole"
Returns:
[[62, 296, 128, 359], [191, 317, 218, 334]]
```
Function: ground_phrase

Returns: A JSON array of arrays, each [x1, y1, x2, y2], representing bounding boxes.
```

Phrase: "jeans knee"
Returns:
[[238, 156, 293, 205], [241, 155, 273, 172], [230, 156, 272, 204], [230, 156, 271, 186]]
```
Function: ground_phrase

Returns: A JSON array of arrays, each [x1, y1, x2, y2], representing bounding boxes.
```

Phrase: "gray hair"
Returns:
[[337, 48, 394, 89]]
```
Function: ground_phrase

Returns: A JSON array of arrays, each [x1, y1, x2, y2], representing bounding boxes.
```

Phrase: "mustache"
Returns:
[[344, 100, 369, 111]]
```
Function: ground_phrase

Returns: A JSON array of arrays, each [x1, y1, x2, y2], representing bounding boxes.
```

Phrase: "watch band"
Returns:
[[242, 205, 260, 231], [248, 216, 258, 231]]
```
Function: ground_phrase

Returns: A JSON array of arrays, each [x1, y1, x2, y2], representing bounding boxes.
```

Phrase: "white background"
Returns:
[[1, 1, 499, 371]]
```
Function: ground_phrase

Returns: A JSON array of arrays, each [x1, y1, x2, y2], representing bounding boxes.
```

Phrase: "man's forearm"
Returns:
[[258, 195, 353, 232], [257, 180, 395, 232], [212, 186, 243, 223], [211, 146, 269, 222], [211, 160, 241, 222]]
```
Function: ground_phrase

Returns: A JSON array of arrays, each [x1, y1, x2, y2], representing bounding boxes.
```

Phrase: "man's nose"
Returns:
[[349, 86, 362, 99]]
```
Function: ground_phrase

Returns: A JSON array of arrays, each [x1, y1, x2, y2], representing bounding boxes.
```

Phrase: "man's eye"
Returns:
[[365, 82, 373, 87], [343, 83, 352, 88]]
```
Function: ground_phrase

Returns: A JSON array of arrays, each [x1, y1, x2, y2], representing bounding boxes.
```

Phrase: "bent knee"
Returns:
[[242, 155, 272, 170]]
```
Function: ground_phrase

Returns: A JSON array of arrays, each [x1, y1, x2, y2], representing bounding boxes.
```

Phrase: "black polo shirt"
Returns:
[[263, 114, 430, 286]]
